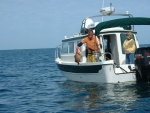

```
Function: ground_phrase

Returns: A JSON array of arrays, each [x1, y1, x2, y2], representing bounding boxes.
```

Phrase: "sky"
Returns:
[[0, 0, 150, 50]]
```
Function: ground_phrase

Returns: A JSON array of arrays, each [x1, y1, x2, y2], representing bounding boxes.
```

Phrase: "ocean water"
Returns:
[[0, 48, 150, 113]]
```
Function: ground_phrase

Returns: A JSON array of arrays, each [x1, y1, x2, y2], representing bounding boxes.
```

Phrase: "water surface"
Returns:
[[0, 48, 150, 113]]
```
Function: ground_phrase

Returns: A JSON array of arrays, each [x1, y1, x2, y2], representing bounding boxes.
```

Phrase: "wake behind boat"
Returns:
[[55, 5, 150, 83]]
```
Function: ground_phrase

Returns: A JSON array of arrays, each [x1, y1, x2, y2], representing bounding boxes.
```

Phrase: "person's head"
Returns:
[[87, 29, 93, 40], [126, 32, 132, 40]]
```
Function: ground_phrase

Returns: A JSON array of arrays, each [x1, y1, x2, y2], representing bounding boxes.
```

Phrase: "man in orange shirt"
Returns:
[[76, 29, 102, 62]]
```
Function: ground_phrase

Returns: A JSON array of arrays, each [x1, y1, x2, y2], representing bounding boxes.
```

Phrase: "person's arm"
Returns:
[[96, 36, 102, 49], [123, 40, 126, 50], [76, 42, 83, 50], [77, 42, 83, 47], [130, 40, 136, 53], [76, 42, 83, 53], [99, 44, 102, 49]]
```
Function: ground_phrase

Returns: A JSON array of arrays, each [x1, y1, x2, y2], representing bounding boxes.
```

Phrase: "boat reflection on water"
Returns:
[[57, 81, 150, 112]]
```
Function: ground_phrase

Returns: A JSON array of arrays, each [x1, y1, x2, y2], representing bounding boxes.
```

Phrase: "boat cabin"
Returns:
[[60, 26, 139, 65]]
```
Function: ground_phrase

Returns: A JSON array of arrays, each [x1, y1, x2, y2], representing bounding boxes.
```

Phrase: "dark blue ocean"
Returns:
[[0, 48, 150, 113]]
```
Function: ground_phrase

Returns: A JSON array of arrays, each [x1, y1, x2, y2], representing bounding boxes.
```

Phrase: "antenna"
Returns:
[[101, 0, 105, 22], [110, 2, 112, 12]]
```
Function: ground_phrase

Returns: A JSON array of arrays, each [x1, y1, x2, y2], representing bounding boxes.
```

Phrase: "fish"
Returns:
[[74, 48, 82, 65]]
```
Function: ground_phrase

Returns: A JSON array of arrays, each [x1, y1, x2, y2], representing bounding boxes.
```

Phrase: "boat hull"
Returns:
[[56, 61, 136, 83]]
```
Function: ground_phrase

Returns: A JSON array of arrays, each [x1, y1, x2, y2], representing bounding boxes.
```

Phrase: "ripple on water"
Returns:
[[1, 49, 150, 112]]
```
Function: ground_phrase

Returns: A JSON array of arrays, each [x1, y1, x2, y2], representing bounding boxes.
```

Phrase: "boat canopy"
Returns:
[[95, 17, 150, 35]]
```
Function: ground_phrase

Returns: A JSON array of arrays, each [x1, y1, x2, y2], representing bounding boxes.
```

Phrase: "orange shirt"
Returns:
[[82, 35, 100, 53]]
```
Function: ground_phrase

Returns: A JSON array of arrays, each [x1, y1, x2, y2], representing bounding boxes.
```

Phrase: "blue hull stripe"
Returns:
[[57, 64, 102, 73]]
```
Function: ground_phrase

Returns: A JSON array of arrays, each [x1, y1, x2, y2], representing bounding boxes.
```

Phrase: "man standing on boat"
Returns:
[[123, 32, 136, 64], [76, 29, 102, 62]]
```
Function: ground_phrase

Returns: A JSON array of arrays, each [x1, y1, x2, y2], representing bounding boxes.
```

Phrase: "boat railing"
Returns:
[[87, 13, 133, 19], [100, 52, 113, 61], [55, 45, 61, 59], [80, 13, 133, 34]]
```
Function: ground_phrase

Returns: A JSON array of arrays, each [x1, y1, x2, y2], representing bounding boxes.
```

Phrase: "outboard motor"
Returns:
[[135, 47, 150, 83]]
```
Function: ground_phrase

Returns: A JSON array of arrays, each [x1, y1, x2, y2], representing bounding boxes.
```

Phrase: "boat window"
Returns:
[[120, 33, 136, 54], [103, 36, 112, 60], [103, 36, 111, 53], [69, 42, 74, 53], [62, 43, 68, 53]]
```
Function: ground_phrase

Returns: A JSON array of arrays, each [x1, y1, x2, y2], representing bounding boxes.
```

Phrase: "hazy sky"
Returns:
[[0, 0, 150, 50]]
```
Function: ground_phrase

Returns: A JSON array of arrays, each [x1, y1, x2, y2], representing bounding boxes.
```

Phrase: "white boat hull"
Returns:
[[56, 59, 136, 83]]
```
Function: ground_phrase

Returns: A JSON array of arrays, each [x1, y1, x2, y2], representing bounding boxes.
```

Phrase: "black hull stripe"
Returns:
[[57, 64, 102, 73]]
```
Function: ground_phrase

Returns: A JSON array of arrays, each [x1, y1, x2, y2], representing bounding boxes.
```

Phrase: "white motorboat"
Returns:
[[55, 6, 150, 83]]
